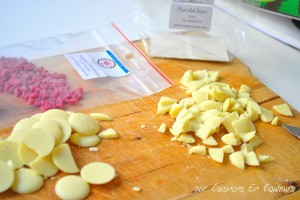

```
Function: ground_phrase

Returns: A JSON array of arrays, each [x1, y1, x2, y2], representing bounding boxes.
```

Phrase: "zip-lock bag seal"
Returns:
[[0, 23, 173, 127], [134, 0, 259, 62]]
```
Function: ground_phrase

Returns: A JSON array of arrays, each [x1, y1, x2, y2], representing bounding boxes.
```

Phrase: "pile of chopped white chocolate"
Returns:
[[0, 109, 118, 198], [157, 69, 293, 169]]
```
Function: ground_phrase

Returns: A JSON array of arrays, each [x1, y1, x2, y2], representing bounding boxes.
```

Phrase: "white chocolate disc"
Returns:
[[80, 162, 116, 185], [0, 161, 14, 193], [55, 175, 90, 200], [11, 168, 44, 194], [68, 113, 100, 135]]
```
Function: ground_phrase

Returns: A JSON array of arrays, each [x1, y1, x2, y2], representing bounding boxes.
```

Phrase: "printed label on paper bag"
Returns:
[[169, 3, 213, 31], [65, 50, 129, 80], [172, 0, 214, 4]]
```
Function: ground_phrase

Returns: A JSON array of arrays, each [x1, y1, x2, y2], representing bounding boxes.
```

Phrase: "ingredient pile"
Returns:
[[157, 69, 293, 169]]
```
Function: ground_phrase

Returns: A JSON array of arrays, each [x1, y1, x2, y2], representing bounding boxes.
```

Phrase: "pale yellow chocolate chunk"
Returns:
[[11, 168, 44, 194], [258, 155, 273, 163], [68, 113, 101, 135], [33, 119, 63, 145], [18, 143, 38, 166], [260, 107, 274, 122], [271, 116, 279, 126], [202, 136, 218, 146], [273, 103, 293, 117], [90, 113, 112, 121], [158, 123, 167, 133], [157, 97, 177, 114], [0, 140, 24, 169], [188, 145, 206, 156], [13, 117, 39, 131], [0, 161, 14, 193], [244, 151, 260, 166], [70, 133, 101, 147], [55, 175, 90, 199], [52, 144, 79, 173], [30, 154, 59, 177], [240, 143, 254, 155], [240, 131, 256, 143], [229, 151, 245, 170], [239, 84, 252, 94], [222, 145, 234, 154], [248, 135, 263, 147], [21, 128, 55, 157], [41, 109, 69, 120], [51, 117, 72, 144], [221, 133, 241, 146], [177, 133, 195, 144], [80, 162, 116, 185], [208, 148, 224, 163], [98, 128, 118, 139]]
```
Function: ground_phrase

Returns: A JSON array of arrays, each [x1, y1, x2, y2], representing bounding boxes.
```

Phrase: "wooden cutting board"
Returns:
[[1, 42, 300, 200]]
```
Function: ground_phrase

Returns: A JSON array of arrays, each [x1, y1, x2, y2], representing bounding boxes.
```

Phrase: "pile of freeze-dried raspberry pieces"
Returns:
[[0, 57, 83, 111]]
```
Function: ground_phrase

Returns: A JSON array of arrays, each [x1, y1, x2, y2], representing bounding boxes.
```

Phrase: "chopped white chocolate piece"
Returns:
[[271, 116, 279, 126], [222, 145, 234, 154], [157, 97, 177, 114], [0, 161, 14, 193], [98, 128, 118, 139], [55, 175, 90, 200], [221, 133, 241, 146], [132, 186, 142, 192], [141, 124, 146, 129], [188, 145, 206, 156], [80, 162, 116, 185], [208, 148, 224, 163], [90, 113, 112, 121], [202, 136, 218, 146], [158, 123, 167, 133], [229, 151, 245, 170], [240, 143, 254, 155], [89, 147, 99, 152], [239, 85, 252, 94], [222, 111, 239, 133], [244, 151, 260, 166], [240, 131, 256, 143], [11, 168, 44, 194], [273, 103, 293, 117], [260, 107, 274, 123], [248, 135, 263, 147], [177, 133, 195, 144], [258, 155, 273, 163]]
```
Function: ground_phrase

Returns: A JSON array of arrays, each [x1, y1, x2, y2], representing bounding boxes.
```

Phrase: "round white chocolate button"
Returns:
[[11, 168, 44, 194], [55, 175, 90, 200], [0, 161, 14, 193], [68, 113, 100, 135], [80, 162, 116, 185]]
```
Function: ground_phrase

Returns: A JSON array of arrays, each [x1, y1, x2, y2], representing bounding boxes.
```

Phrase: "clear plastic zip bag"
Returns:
[[133, 0, 259, 62], [0, 23, 173, 127]]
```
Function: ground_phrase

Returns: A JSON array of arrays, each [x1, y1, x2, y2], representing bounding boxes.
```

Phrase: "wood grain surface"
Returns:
[[1, 43, 300, 200]]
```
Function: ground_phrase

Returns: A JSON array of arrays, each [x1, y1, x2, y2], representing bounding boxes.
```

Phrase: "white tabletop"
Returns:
[[1, 0, 299, 111]]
